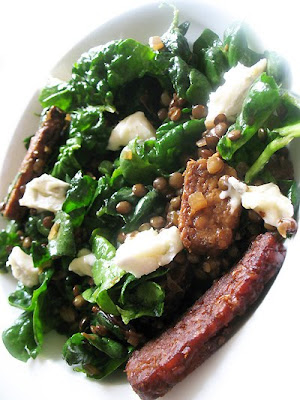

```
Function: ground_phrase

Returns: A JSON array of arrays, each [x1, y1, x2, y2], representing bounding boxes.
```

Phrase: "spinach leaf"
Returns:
[[92, 235, 125, 290], [217, 73, 280, 160], [265, 51, 290, 88], [8, 269, 53, 311], [2, 312, 38, 362], [161, 8, 192, 63], [223, 21, 261, 67], [168, 55, 211, 105], [245, 121, 300, 183], [0, 220, 20, 273], [148, 118, 206, 171], [51, 137, 82, 181], [119, 139, 158, 184], [63, 171, 97, 227], [31, 241, 52, 269], [72, 39, 159, 107], [193, 28, 228, 86], [118, 281, 165, 324], [48, 211, 76, 257], [69, 105, 114, 156], [39, 80, 73, 112], [63, 332, 131, 379], [122, 190, 163, 233]]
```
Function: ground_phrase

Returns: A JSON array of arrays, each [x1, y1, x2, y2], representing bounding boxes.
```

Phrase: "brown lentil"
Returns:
[[33, 158, 45, 173], [132, 183, 147, 198], [72, 285, 81, 297], [84, 364, 101, 376], [248, 209, 262, 223], [214, 113, 227, 125], [218, 175, 230, 191], [150, 216, 166, 229], [22, 237, 32, 249], [42, 215, 54, 229], [169, 172, 184, 189], [167, 210, 179, 226], [192, 104, 207, 119], [214, 122, 228, 138], [92, 305, 100, 313], [199, 148, 214, 159], [168, 107, 182, 122], [227, 129, 241, 141], [117, 232, 126, 243], [79, 316, 89, 332], [157, 108, 168, 121], [176, 97, 186, 108], [207, 154, 224, 174], [60, 306, 76, 323], [170, 196, 181, 210], [17, 230, 24, 237], [205, 131, 220, 150], [196, 138, 207, 148], [174, 251, 186, 264], [116, 201, 132, 215], [277, 217, 298, 238], [91, 325, 108, 336], [258, 127, 267, 141], [236, 161, 249, 179], [187, 253, 200, 264], [139, 223, 152, 231], [153, 177, 168, 192], [73, 294, 87, 308], [194, 215, 208, 230], [161, 91, 172, 107]]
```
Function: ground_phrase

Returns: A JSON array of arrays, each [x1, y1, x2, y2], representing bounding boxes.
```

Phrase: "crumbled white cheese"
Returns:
[[68, 249, 95, 277], [205, 58, 267, 127], [114, 227, 183, 278], [7, 246, 39, 287], [19, 174, 69, 213], [220, 177, 294, 230], [107, 111, 156, 151]]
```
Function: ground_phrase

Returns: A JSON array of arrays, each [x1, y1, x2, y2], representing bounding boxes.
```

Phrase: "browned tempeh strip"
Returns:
[[179, 158, 241, 255], [2, 106, 67, 220], [126, 233, 286, 400]]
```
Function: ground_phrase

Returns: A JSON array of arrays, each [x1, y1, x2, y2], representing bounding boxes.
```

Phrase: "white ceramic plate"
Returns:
[[0, 1, 299, 399]]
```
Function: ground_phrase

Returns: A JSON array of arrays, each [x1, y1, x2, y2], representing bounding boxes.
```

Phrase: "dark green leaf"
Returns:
[[218, 73, 280, 160], [2, 312, 38, 362], [48, 211, 76, 257]]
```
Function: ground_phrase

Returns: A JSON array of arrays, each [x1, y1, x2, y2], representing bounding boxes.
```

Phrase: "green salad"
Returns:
[[0, 7, 299, 381]]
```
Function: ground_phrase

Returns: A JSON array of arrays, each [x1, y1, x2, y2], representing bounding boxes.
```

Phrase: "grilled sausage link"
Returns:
[[126, 233, 286, 400], [2, 106, 67, 220]]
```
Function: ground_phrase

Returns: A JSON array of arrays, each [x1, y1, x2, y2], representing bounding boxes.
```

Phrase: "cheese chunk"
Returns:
[[205, 58, 267, 127], [114, 227, 183, 278], [7, 246, 39, 287], [19, 174, 69, 213], [220, 177, 294, 231], [107, 111, 156, 151], [68, 249, 95, 277]]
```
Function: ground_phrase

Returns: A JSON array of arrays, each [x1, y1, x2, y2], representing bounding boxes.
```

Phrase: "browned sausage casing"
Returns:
[[179, 158, 241, 255], [2, 106, 67, 220], [126, 233, 286, 400]]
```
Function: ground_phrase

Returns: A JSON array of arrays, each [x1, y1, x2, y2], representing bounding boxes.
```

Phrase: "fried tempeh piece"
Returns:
[[2, 106, 67, 220], [126, 233, 286, 400], [179, 158, 241, 255]]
